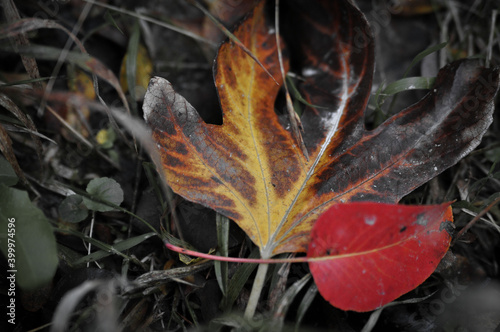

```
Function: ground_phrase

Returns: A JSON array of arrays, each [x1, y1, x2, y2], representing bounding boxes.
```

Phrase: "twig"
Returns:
[[453, 196, 500, 245]]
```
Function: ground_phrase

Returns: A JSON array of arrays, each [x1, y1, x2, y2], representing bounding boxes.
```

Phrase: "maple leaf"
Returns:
[[143, 0, 499, 259]]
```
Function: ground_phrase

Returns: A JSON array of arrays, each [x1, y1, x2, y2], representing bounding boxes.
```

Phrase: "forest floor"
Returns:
[[1, 0, 500, 331]]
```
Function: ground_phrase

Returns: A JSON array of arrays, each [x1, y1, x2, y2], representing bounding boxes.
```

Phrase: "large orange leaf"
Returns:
[[143, 0, 499, 258], [307, 202, 453, 312]]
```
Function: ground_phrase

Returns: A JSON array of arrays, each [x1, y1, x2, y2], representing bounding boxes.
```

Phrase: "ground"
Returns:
[[0, 0, 499, 331]]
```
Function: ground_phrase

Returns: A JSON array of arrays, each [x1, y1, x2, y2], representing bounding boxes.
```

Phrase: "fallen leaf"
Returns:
[[143, 0, 499, 258], [83, 177, 124, 212], [59, 194, 89, 223], [307, 202, 453, 312]]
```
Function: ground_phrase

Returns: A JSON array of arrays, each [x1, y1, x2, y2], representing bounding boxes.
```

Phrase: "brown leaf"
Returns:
[[144, 0, 499, 258]]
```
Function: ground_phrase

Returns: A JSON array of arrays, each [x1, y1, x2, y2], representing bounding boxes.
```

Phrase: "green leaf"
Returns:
[[0, 155, 18, 186], [381, 77, 436, 96], [59, 194, 88, 223], [83, 177, 124, 212], [0, 184, 58, 290]]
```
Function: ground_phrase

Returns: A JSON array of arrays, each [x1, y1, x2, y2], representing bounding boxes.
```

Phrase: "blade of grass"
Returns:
[[361, 292, 436, 332], [57, 228, 148, 269], [270, 273, 311, 331], [486, 10, 498, 68], [125, 20, 140, 116], [0, 18, 85, 51], [222, 247, 259, 311], [403, 41, 448, 78], [381, 77, 436, 96], [73, 232, 157, 267], [294, 282, 317, 332], [215, 213, 229, 296], [387, 41, 447, 114], [0, 76, 54, 87], [285, 75, 326, 109]]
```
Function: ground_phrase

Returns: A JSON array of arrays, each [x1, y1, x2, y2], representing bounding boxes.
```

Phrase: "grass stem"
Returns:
[[244, 262, 269, 320]]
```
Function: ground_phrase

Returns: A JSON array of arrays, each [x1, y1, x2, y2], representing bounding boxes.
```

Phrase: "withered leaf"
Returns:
[[143, 0, 499, 258]]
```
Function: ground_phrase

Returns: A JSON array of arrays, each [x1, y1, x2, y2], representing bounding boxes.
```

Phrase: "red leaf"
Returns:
[[307, 202, 453, 312]]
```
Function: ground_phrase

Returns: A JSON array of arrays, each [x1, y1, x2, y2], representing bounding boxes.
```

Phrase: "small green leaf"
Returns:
[[83, 177, 124, 212], [0, 155, 18, 186], [0, 184, 58, 290], [59, 195, 88, 223]]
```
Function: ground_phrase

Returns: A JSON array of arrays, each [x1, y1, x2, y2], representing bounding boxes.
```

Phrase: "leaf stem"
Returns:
[[164, 239, 308, 264], [244, 262, 269, 319]]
